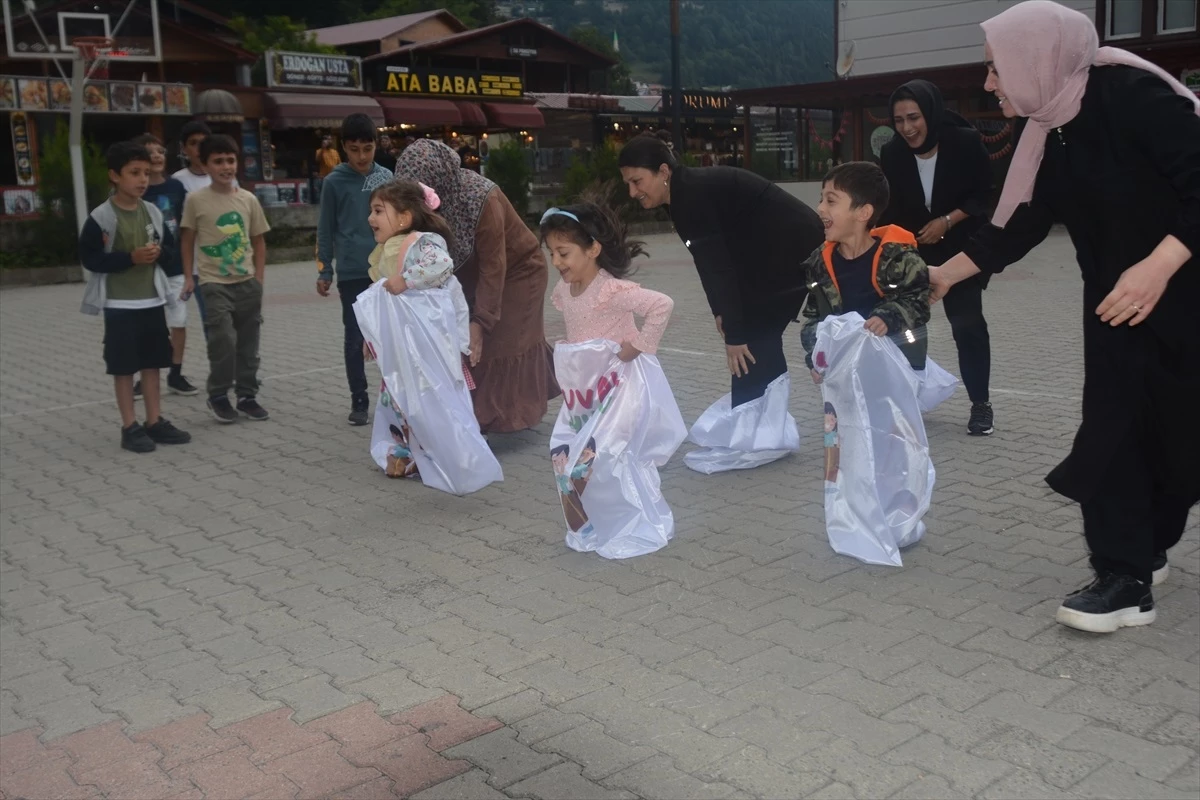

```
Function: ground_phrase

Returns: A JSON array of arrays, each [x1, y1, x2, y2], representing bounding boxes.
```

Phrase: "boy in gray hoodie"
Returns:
[[316, 113, 396, 426]]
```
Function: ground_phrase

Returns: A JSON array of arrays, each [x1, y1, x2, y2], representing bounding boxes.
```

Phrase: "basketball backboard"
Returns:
[[3, 0, 162, 62]]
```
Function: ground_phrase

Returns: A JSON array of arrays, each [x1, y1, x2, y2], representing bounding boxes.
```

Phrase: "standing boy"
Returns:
[[181, 134, 272, 423], [171, 120, 220, 340], [80, 141, 192, 452], [800, 162, 931, 374], [134, 133, 198, 397], [316, 113, 396, 425]]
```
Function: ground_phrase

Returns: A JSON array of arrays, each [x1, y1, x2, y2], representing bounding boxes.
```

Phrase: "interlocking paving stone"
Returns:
[[2, 235, 1197, 799]]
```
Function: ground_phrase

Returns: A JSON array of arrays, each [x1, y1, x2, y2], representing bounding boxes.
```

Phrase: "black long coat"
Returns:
[[880, 124, 994, 268], [668, 166, 825, 346], [963, 65, 1200, 503]]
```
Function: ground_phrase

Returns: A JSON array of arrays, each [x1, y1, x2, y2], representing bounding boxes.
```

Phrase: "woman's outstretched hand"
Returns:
[[726, 344, 755, 378], [928, 266, 953, 304], [1096, 238, 1189, 326]]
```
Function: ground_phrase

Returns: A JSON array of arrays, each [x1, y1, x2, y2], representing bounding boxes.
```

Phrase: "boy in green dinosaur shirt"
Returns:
[[180, 134, 272, 424]]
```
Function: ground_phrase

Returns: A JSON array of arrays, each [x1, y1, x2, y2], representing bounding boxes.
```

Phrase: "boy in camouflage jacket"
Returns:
[[800, 162, 931, 374]]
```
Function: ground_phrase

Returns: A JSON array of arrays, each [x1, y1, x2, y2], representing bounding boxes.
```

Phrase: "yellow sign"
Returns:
[[380, 67, 523, 98]]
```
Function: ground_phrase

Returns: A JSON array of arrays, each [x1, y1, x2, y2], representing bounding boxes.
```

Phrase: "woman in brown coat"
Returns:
[[395, 140, 559, 433]]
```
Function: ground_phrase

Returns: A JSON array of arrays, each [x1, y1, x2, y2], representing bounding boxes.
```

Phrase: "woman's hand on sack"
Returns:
[[1096, 238, 1189, 326], [927, 266, 953, 304], [617, 341, 641, 362], [725, 344, 755, 377], [810, 368, 823, 385], [362, 341, 375, 362], [385, 275, 408, 295], [917, 216, 950, 245], [864, 316, 889, 336], [468, 322, 484, 367]]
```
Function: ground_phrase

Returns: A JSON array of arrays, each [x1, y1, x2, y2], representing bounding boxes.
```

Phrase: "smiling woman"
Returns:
[[930, 0, 1200, 635], [878, 79, 995, 436]]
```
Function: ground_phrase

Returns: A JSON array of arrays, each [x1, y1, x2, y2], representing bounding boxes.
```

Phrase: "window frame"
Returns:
[[1157, 0, 1198, 34], [1106, 0, 1144, 40]]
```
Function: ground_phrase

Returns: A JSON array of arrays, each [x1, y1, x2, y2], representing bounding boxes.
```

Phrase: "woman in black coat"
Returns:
[[931, 0, 1200, 634], [880, 80, 996, 436], [617, 135, 825, 405]]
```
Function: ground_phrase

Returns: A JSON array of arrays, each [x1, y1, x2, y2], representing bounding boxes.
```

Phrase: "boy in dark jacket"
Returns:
[[79, 141, 192, 452], [316, 113, 397, 425], [801, 162, 931, 377]]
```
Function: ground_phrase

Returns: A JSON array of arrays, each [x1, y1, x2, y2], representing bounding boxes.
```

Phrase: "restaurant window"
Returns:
[[1159, 0, 1197, 33], [1107, 0, 1142, 38]]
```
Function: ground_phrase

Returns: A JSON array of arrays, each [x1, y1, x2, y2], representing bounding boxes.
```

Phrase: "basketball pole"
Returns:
[[69, 46, 88, 234]]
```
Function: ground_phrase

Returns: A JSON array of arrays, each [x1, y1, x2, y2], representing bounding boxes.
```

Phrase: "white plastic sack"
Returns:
[[550, 340, 687, 559], [354, 279, 503, 496], [813, 312, 935, 566], [683, 374, 801, 474], [914, 358, 959, 413]]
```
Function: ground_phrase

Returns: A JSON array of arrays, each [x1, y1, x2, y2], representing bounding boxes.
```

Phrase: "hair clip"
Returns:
[[540, 207, 581, 225]]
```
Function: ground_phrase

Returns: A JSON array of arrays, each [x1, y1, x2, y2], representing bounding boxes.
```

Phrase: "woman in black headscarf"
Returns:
[[880, 80, 996, 436]]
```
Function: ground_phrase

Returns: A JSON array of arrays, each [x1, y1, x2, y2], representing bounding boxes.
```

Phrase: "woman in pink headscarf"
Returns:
[[930, 0, 1200, 635]]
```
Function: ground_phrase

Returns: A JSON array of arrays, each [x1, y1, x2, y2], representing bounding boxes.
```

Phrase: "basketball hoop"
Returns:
[[72, 36, 113, 64]]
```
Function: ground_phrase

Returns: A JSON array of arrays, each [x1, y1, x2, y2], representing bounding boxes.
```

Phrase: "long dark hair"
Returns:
[[369, 180, 454, 251], [539, 198, 647, 279], [617, 133, 677, 173]]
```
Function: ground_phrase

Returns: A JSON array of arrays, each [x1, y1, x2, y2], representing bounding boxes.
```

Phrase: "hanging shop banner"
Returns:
[[241, 119, 263, 181], [259, 117, 274, 182], [1, 76, 191, 114], [266, 51, 363, 91], [11, 111, 35, 186], [661, 90, 736, 117], [379, 65, 523, 98]]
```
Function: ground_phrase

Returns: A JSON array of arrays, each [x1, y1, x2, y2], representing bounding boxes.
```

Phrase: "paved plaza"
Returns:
[[1, 230, 1197, 799]]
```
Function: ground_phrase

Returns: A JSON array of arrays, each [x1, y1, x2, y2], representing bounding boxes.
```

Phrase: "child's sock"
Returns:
[[170, 364, 182, 379]]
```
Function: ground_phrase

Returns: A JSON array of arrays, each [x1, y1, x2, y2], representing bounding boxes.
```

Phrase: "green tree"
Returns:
[[361, 0, 497, 27], [229, 14, 341, 54], [568, 24, 635, 95], [486, 140, 532, 218]]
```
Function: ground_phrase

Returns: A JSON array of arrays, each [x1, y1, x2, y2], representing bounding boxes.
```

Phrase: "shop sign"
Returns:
[[568, 95, 620, 111], [379, 65, 523, 98], [11, 111, 35, 186], [661, 90, 736, 117], [241, 119, 263, 181], [266, 51, 363, 91], [508, 47, 538, 58], [1, 76, 191, 114]]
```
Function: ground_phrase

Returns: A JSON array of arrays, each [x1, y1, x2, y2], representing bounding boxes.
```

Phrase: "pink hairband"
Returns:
[[420, 183, 440, 210]]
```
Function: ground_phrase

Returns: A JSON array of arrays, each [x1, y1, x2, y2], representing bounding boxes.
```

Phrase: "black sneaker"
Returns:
[[145, 417, 192, 445], [1055, 572, 1155, 633], [207, 395, 238, 424], [121, 422, 156, 453], [236, 396, 270, 421], [348, 396, 369, 427], [167, 372, 199, 396], [968, 402, 994, 436], [1152, 551, 1169, 586], [132, 380, 143, 399]]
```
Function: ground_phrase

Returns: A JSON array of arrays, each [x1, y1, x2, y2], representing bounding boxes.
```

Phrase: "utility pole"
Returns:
[[670, 0, 682, 155]]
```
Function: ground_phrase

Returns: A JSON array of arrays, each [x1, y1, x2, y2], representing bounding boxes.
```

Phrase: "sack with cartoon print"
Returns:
[[354, 280, 502, 495], [813, 312, 934, 566], [550, 340, 687, 559]]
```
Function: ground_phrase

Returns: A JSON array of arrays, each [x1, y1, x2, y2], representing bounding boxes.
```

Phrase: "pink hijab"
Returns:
[[982, 0, 1200, 227]]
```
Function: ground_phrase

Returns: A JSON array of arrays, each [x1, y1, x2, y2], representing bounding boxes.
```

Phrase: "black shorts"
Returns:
[[103, 306, 173, 376]]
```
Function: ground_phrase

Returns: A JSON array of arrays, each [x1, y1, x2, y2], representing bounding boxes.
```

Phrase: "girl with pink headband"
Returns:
[[930, 0, 1200, 634]]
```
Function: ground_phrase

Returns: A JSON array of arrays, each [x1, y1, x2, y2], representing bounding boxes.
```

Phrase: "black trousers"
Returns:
[[731, 327, 790, 407], [1080, 428, 1194, 584], [337, 277, 373, 405], [941, 274, 991, 404]]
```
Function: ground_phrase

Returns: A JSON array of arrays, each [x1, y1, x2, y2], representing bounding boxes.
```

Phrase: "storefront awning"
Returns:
[[264, 92, 384, 131], [481, 102, 545, 130], [454, 101, 488, 128], [377, 97, 462, 128]]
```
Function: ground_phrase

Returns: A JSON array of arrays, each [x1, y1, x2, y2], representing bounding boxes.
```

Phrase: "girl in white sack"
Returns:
[[363, 180, 471, 478], [540, 201, 686, 557]]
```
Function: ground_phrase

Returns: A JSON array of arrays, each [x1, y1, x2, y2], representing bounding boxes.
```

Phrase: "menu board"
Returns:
[[11, 112, 35, 186], [1, 77, 17, 109], [2, 76, 192, 114]]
